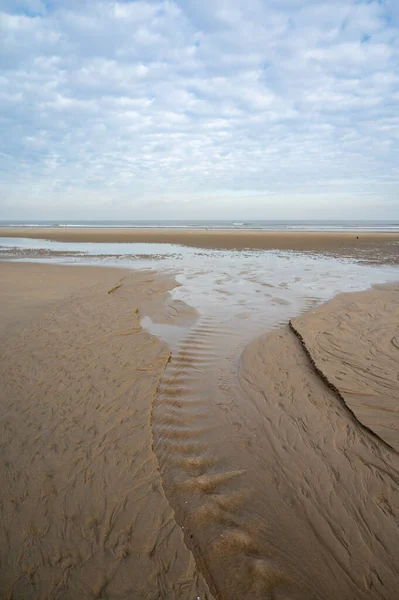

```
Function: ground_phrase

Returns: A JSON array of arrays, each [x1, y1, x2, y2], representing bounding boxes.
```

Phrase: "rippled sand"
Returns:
[[153, 288, 399, 599], [0, 262, 212, 599], [239, 327, 399, 598], [290, 284, 399, 451], [1, 258, 399, 600]]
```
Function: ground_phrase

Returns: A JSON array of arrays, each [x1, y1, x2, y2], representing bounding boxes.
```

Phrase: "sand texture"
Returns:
[[151, 288, 399, 599], [237, 325, 399, 599], [1, 259, 399, 600], [0, 262, 212, 600], [291, 285, 399, 451]]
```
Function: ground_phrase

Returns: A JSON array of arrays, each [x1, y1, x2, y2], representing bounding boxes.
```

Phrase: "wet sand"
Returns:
[[1, 259, 399, 599], [0, 262, 212, 599], [152, 304, 399, 599], [291, 284, 399, 451], [237, 324, 399, 598], [1, 226, 399, 255]]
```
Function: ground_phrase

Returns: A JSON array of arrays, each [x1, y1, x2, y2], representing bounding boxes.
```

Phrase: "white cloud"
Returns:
[[0, 0, 398, 219]]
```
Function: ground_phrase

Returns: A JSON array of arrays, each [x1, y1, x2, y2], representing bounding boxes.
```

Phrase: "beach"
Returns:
[[3, 0, 399, 593], [1, 226, 399, 255], [1, 236, 399, 599]]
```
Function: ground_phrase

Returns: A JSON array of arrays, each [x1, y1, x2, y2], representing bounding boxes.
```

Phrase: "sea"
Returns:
[[1, 219, 399, 232]]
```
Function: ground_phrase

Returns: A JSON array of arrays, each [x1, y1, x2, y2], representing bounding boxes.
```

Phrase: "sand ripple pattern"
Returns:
[[154, 299, 399, 599], [0, 265, 212, 600], [290, 284, 399, 451], [154, 318, 307, 599]]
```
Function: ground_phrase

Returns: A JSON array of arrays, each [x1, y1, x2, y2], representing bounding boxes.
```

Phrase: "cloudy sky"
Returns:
[[0, 0, 398, 220]]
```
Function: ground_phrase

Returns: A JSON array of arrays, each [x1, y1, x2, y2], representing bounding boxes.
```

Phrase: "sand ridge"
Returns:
[[290, 284, 399, 451], [237, 325, 399, 599]]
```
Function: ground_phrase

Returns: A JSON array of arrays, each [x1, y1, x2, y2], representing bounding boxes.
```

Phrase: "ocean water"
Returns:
[[1, 219, 399, 232]]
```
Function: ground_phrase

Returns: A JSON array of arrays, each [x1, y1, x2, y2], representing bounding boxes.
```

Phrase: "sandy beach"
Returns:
[[3, 0, 399, 595], [1, 249, 399, 599]]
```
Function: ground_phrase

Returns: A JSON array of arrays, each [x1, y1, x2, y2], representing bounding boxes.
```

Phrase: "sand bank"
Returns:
[[0, 262, 212, 599], [1, 226, 399, 256], [236, 320, 399, 599], [291, 284, 399, 451]]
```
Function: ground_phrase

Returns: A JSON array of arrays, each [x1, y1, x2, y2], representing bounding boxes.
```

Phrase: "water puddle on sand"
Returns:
[[2, 240, 399, 598]]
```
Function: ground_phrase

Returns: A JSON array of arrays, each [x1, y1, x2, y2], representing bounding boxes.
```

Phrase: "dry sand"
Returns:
[[0, 262, 212, 600], [1, 258, 399, 599]]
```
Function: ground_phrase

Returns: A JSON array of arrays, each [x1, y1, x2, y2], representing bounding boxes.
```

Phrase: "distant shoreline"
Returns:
[[1, 226, 399, 252], [1, 220, 399, 234]]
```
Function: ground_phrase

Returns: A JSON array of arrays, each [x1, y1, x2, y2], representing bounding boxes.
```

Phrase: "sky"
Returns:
[[0, 0, 398, 220]]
